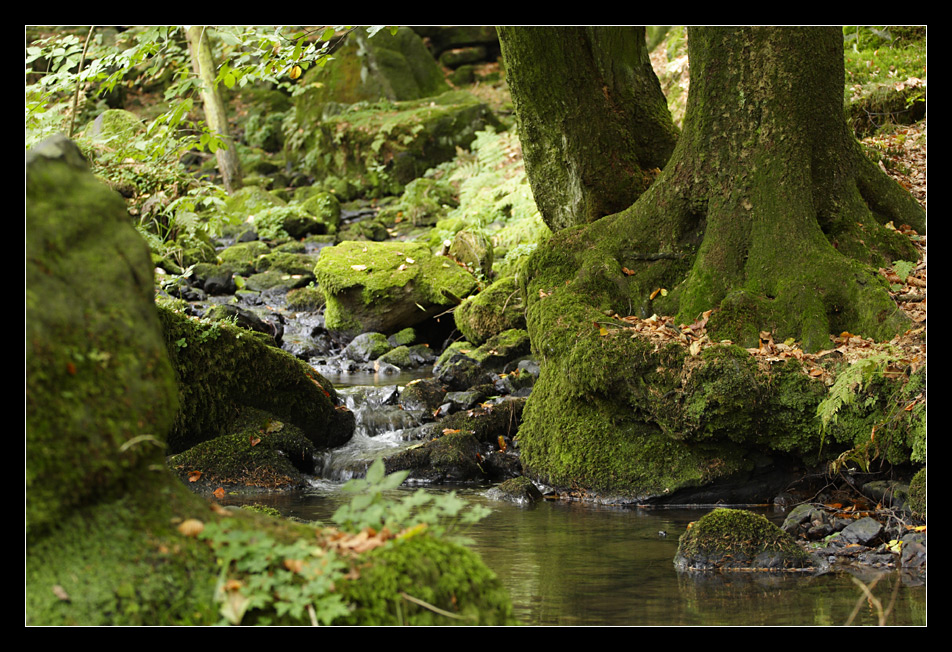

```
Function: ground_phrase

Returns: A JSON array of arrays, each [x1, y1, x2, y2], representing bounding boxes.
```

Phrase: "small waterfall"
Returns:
[[318, 383, 425, 482]]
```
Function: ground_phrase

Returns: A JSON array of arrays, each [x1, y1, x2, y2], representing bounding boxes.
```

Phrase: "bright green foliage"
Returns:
[[198, 458, 496, 625], [332, 459, 491, 544], [200, 521, 352, 626]]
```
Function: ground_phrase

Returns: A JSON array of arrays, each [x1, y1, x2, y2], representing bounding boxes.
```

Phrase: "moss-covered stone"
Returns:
[[675, 508, 814, 571], [300, 190, 342, 229], [25, 137, 515, 626], [336, 535, 517, 625], [167, 409, 317, 491], [296, 91, 501, 197], [294, 27, 449, 112], [157, 304, 355, 454], [315, 240, 478, 336], [285, 286, 326, 312], [218, 240, 270, 275], [26, 134, 180, 537], [384, 431, 485, 483], [83, 108, 146, 142], [435, 329, 530, 390], [454, 275, 526, 345]]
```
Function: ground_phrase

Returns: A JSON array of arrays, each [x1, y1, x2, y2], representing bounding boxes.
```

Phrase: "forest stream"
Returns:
[[224, 375, 928, 626]]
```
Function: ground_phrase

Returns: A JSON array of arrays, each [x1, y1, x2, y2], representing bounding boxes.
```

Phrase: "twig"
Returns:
[[399, 592, 474, 621], [67, 26, 96, 139]]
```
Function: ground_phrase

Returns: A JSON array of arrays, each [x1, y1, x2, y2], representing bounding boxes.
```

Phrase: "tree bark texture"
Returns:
[[498, 26, 679, 232]]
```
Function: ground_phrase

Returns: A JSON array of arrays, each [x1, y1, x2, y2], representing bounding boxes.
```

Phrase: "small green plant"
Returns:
[[332, 459, 491, 544], [200, 521, 352, 626], [200, 459, 490, 625], [816, 352, 892, 444]]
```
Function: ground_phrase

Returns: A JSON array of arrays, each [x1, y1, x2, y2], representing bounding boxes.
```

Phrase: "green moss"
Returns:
[[167, 409, 316, 490], [336, 535, 517, 625], [26, 485, 221, 625], [908, 467, 926, 520], [315, 240, 478, 335], [218, 240, 269, 274], [285, 286, 326, 312], [675, 508, 812, 571], [157, 304, 354, 454], [454, 278, 527, 345]]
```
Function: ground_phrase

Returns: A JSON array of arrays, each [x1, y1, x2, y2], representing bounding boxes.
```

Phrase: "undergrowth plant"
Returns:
[[816, 350, 922, 473], [332, 458, 491, 545], [199, 458, 491, 625]]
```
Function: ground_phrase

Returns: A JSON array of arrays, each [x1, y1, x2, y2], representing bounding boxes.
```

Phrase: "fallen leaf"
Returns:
[[188, 470, 202, 483], [213, 487, 225, 500]]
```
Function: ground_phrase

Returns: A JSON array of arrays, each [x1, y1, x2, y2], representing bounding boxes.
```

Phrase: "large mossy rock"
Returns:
[[26, 135, 221, 624], [158, 304, 355, 454], [314, 240, 478, 337], [25, 136, 516, 626], [296, 27, 449, 110], [675, 509, 814, 571], [26, 134, 181, 536], [296, 90, 501, 197], [454, 275, 527, 345]]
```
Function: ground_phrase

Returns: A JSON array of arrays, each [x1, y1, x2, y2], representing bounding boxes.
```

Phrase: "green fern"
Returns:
[[816, 352, 892, 447]]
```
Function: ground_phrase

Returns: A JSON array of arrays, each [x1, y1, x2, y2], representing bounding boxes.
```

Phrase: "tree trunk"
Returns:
[[515, 27, 927, 498], [664, 26, 926, 350], [497, 26, 679, 232], [186, 26, 242, 194], [527, 27, 925, 352]]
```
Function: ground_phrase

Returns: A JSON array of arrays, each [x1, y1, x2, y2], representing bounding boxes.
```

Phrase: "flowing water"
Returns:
[[232, 377, 928, 626]]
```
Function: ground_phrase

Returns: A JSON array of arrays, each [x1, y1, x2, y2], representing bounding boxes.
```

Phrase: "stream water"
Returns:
[[232, 375, 928, 626]]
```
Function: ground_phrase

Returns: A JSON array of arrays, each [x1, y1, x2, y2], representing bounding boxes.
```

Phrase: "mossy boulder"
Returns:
[[24, 136, 515, 625], [434, 328, 530, 390], [384, 431, 486, 483], [454, 275, 527, 345], [26, 134, 180, 537], [158, 304, 355, 454], [83, 108, 146, 142], [314, 240, 478, 337], [297, 90, 502, 197], [26, 136, 220, 625], [224, 185, 286, 221], [675, 508, 814, 571], [167, 409, 317, 491], [294, 27, 449, 112], [218, 240, 270, 275]]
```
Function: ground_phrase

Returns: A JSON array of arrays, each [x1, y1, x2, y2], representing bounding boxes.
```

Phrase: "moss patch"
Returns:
[[675, 508, 813, 571]]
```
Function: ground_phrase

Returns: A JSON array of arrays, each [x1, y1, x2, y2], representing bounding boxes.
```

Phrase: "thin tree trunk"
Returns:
[[186, 26, 242, 194]]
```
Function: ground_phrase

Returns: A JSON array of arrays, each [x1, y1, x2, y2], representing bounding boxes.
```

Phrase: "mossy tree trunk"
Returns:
[[527, 27, 925, 352], [660, 26, 926, 350], [497, 26, 679, 232], [516, 27, 927, 499], [186, 26, 242, 194]]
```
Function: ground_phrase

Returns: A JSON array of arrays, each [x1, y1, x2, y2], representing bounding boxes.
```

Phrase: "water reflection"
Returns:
[[230, 488, 926, 626]]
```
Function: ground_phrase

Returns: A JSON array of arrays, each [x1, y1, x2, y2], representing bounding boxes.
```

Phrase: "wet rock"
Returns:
[[487, 476, 543, 504], [345, 332, 392, 362], [675, 508, 815, 572], [838, 516, 884, 546]]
